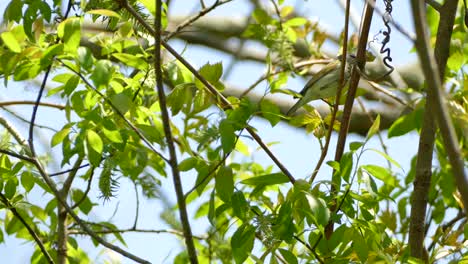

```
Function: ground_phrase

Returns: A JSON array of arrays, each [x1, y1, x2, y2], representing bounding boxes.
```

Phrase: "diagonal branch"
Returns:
[[0, 192, 54, 263]]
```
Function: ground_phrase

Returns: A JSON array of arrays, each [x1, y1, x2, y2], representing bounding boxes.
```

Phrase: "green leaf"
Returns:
[[368, 148, 402, 169], [241, 172, 289, 186], [21, 171, 35, 192], [447, 51, 465, 71], [232, 191, 249, 221], [353, 229, 368, 262], [167, 83, 193, 115], [77, 47, 94, 71], [110, 92, 133, 114], [198, 62, 223, 84], [366, 115, 380, 140], [90, 60, 113, 88], [86, 9, 121, 18], [4, 179, 17, 199], [337, 152, 353, 184], [388, 108, 422, 137], [304, 193, 330, 227], [361, 165, 397, 187], [219, 119, 236, 154], [72, 189, 93, 214], [349, 141, 364, 151], [139, 0, 156, 15], [235, 139, 250, 156], [261, 100, 281, 126], [51, 127, 71, 147], [102, 128, 123, 143], [112, 53, 148, 70], [274, 201, 295, 242], [57, 17, 81, 52], [285, 17, 307, 27], [40, 43, 64, 67], [215, 166, 234, 203], [192, 89, 211, 113], [86, 130, 103, 166], [278, 249, 298, 264], [231, 224, 255, 264], [252, 8, 271, 25], [1, 32, 21, 53], [4, 0, 23, 23], [178, 157, 198, 171], [208, 191, 216, 225], [14, 62, 41, 81]]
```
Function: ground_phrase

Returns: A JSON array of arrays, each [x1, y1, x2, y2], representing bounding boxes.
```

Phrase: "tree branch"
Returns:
[[409, 0, 459, 260], [154, 0, 198, 262], [411, 0, 468, 210]]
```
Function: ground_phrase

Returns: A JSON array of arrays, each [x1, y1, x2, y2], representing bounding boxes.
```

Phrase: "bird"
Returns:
[[287, 54, 357, 116]]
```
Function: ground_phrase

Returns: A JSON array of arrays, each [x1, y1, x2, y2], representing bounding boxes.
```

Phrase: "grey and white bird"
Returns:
[[287, 54, 357, 116]]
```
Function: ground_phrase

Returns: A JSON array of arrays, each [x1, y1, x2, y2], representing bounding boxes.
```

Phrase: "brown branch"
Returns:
[[409, 0, 459, 260], [0, 101, 65, 110], [325, 0, 376, 239], [0, 148, 35, 163], [123, 0, 295, 184], [411, 0, 468, 209], [309, 0, 352, 185], [293, 235, 324, 264], [154, 0, 198, 262], [68, 227, 206, 240], [0, 192, 54, 263]]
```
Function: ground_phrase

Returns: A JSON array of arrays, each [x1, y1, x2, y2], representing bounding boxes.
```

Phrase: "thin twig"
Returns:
[[0, 192, 54, 263], [293, 235, 324, 264], [28, 65, 52, 157], [50, 163, 91, 177], [0, 101, 65, 110], [68, 227, 206, 240], [70, 167, 95, 210], [132, 181, 140, 229], [0, 148, 35, 163], [1, 107, 58, 132], [164, 0, 232, 40], [154, 0, 198, 262], [367, 81, 413, 109]]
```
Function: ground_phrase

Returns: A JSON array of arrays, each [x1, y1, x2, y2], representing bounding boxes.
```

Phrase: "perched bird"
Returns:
[[287, 54, 357, 115]]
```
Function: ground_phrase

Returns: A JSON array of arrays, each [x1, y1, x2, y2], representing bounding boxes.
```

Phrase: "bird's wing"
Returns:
[[298, 60, 339, 96]]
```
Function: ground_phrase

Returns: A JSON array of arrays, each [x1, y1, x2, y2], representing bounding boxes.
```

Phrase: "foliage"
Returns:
[[0, 0, 467, 263]]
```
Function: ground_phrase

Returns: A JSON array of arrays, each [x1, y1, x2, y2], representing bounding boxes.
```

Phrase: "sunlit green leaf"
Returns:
[[1, 32, 21, 53], [215, 166, 234, 203], [231, 224, 255, 264], [86, 9, 121, 18], [361, 165, 397, 187], [241, 173, 289, 186]]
